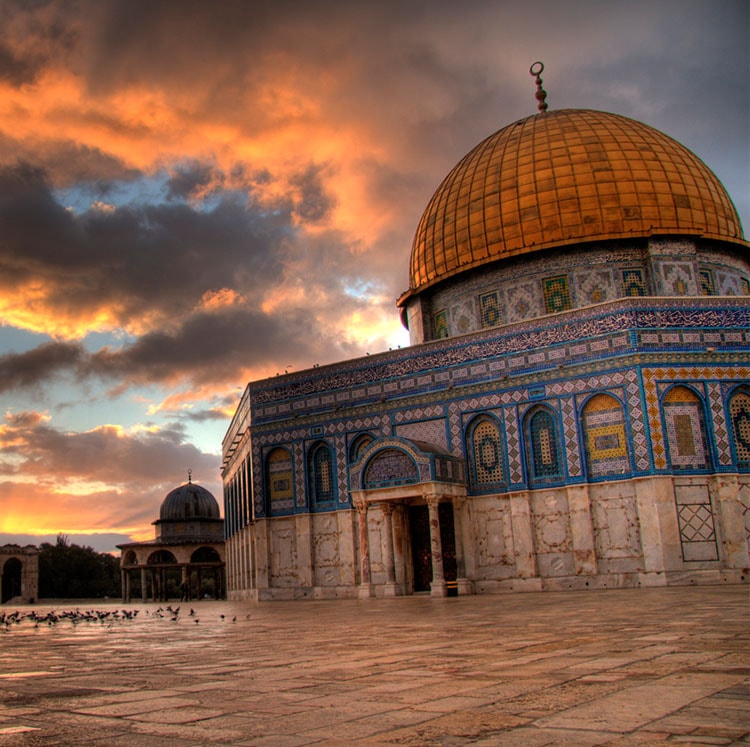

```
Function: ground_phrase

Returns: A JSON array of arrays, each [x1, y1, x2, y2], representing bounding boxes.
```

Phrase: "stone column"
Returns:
[[121, 568, 128, 603], [355, 498, 374, 598], [255, 518, 269, 593], [181, 565, 189, 601], [452, 496, 473, 595], [140, 567, 147, 603], [249, 521, 258, 600], [426, 496, 447, 597], [566, 484, 598, 576], [379, 503, 399, 596], [244, 528, 253, 594]]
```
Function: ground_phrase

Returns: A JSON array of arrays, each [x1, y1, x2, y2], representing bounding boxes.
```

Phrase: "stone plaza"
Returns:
[[0, 585, 748, 745]]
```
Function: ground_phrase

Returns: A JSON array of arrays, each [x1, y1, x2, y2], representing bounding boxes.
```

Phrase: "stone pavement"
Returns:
[[0, 586, 748, 746]]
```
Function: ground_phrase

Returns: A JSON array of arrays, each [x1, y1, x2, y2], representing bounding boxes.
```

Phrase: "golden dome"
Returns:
[[405, 109, 746, 296]]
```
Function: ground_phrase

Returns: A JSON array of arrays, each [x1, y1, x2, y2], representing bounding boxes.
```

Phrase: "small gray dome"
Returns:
[[159, 482, 220, 521]]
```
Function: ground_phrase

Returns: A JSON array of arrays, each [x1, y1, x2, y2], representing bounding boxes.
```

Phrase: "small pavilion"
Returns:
[[118, 474, 225, 602]]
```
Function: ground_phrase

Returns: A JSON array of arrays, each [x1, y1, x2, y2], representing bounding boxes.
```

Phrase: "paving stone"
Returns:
[[0, 586, 746, 745]]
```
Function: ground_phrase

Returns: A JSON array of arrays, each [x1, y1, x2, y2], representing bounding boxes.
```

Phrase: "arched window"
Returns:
[[525, 407, 563, 484], [265, 447, 294, 514], [123, 550, 138, 566], [147, 550, 177, 564], [662, 386, 711, 471], [363, 449, 418, 488], [308, 442, 335, 505], [191, 547, 221, 563], [581, 393, 630, 479], [349, 433, 374, 463], [467, 415, 505, 491], [727, 388, 750, 469]]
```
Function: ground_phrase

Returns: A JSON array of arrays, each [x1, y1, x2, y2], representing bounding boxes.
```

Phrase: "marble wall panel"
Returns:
[[531, 491, 575, 577]]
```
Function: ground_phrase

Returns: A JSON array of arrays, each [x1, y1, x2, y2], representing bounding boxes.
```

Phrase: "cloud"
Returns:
[[0, 410, 216, 484], [0, 158, 404, 396], [0, 410, 221, 539], [0, 341, 84, 394]]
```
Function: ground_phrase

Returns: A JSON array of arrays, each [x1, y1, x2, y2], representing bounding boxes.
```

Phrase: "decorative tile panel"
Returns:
[[728, 389, 750, 467], [450, 299, 477, 335], [561, 396, 581, 477], [643, 368, 750, 470], [395, 418, 448, 448], [622, 268, 647, 296], [335, 435, 349, 504], [434, 309, 449, 339], [662, 387, 710, 470], [582, 394, 630, 478], [248, 299, 749, 414], [527, 408, 563, 481], [575, 268, 616, 304], [707, 382, 731, 466], [504, 406, 523, 484], [479, 291, 502, 328], [467, 416, 505, 489], [543, 275, 571, 314], [364, 449, 418, 488], [505, 281, 542, 321], [294, 442, 306, 508], [659, 261, 696, 296], [699, 268, 715, 296], [715, 271, 740, 296], [267, 447, 295, 514]]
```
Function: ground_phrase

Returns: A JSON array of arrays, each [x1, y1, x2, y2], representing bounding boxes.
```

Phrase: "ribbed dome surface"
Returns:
[[159, 483, 220, 521], [408, 109, 745, 294]]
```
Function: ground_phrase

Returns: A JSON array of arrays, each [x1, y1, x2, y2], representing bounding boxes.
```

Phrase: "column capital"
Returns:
[[353, 496, 369, 514], [378, 501, 395, 516], [451, 494, 468, 510]]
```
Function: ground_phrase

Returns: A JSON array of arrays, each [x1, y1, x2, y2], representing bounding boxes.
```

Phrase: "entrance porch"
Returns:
[[351, 483, 473, 598]]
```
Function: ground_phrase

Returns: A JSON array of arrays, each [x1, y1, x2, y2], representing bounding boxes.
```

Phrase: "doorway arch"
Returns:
[[2, 557, 22, 603]]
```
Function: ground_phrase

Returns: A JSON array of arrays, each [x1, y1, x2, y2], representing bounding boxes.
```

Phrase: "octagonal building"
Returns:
[[222, 79, 749, 601], [118, 476, 225, 602]]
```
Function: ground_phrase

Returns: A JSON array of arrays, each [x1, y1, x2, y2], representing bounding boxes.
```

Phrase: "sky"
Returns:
[[0, 0, 747, 554]]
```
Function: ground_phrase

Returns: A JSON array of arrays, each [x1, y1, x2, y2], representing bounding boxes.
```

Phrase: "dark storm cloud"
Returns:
[[0, 341, 85, 394], [0, 41, 37, 86], [166, 161, 221, 201], [84, 303, 356, 389], [0, 162, 80, 268], [0, 161, 283, 310], [290, 165, 337, 224], [2, 0, 744, 226], [0, 160, 364, 392], [0, 131, 141, 190]]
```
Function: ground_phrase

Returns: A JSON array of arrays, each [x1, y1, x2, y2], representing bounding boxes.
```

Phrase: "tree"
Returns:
[[37, 536, 121, 599]]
